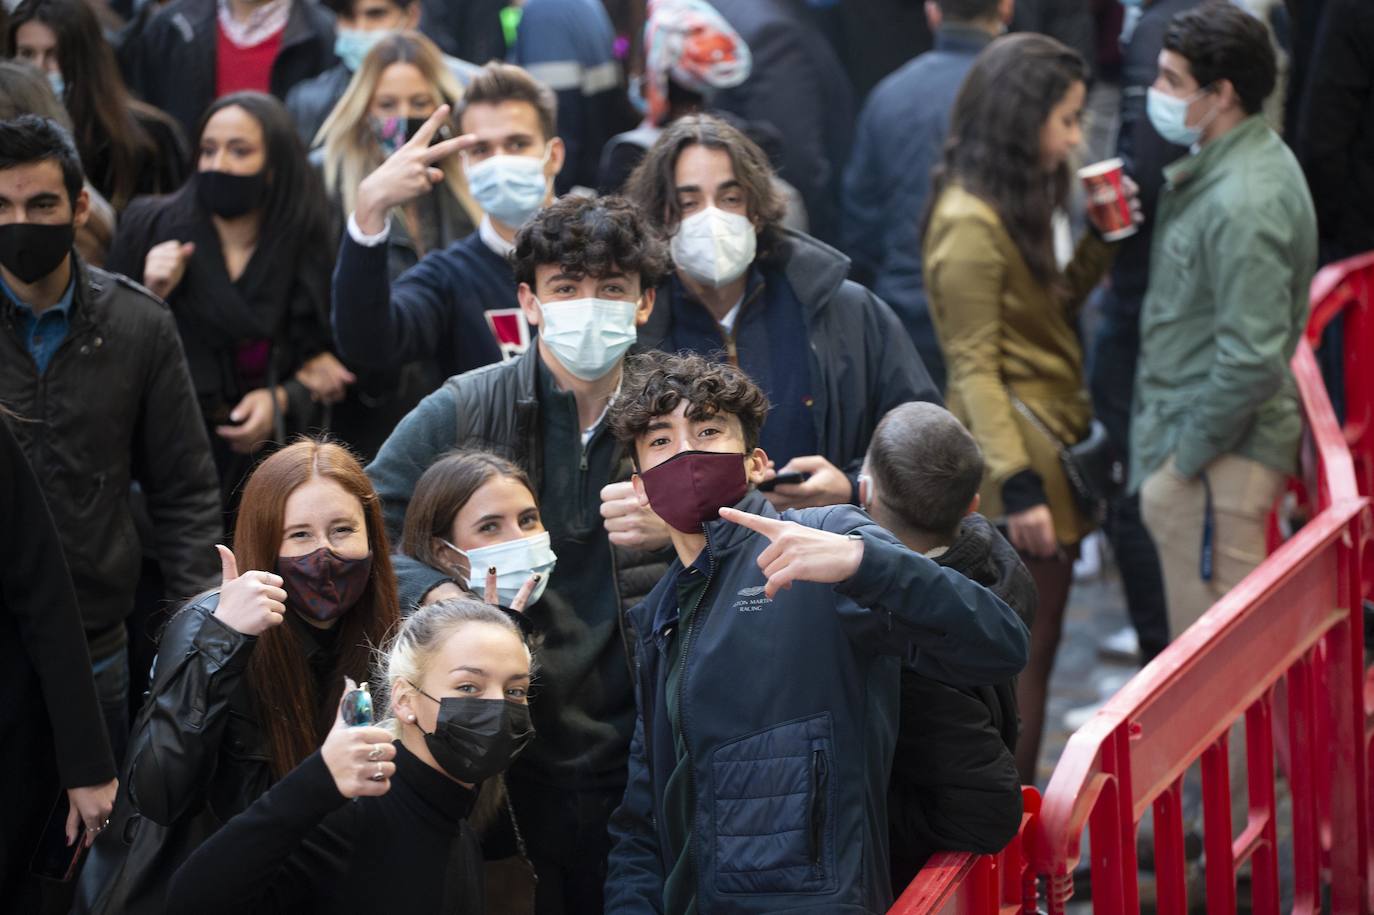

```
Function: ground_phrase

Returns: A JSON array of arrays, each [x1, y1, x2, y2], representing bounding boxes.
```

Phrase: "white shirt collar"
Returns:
[[216, 0, 291, 48], [480, 215, 515, 258]]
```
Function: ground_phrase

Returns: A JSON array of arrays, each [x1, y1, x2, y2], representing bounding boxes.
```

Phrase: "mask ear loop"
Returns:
[[434, 537, 473, 584]]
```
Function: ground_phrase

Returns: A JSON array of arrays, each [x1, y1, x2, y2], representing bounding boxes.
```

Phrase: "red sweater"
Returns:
[[215, 22, 284, 97]]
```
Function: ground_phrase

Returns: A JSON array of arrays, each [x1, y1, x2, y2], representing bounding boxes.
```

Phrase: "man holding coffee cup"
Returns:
[[1131, 1, 1317, 643]]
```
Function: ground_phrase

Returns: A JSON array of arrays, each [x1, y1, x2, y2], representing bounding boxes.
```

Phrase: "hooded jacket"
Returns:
[[605, 491, 1030, 913], [889, 513, 1037, 889], [640, 228, 940, 489]]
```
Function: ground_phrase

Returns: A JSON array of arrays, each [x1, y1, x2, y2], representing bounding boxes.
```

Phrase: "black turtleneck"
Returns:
[[164, 741, 484, 914]]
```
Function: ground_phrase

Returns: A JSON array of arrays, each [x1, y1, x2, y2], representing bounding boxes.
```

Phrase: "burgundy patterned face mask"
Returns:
[[276, 547, 373, 623], [638, 450, 748, 533]]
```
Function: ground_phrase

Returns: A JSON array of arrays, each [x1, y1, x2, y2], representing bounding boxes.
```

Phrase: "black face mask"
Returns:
[[0, 221, 74, 284], [411, 688, 534, 784], [196, 169, 268, 219]]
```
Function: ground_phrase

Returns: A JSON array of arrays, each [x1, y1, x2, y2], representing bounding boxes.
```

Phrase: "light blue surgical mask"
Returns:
[[334, 28, 391, 73], [46, 69, 64, 100], [1146, 85, 1217, 147], [465, 147, 551, 228]]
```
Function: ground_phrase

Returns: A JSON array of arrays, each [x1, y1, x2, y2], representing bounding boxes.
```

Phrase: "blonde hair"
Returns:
[[315, 31, 480, 223], [376, 596, 532, 834]]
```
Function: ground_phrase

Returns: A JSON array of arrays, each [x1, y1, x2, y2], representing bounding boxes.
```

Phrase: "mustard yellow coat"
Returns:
[[923, 185, 1115, 547]]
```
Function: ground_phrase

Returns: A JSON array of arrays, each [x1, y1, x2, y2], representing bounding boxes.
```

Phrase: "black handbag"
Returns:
[[1009, 395, 1113, 521]]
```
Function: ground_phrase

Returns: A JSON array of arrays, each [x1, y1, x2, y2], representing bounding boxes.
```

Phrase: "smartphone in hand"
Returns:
[[756, 471, 811, 493]]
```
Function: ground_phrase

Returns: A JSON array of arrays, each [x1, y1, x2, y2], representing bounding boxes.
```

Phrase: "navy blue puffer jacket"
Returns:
[[605, 490, 1030, 913]]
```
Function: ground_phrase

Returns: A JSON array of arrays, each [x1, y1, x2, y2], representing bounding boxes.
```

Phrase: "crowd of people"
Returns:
[[2, 0, 1367, 911]]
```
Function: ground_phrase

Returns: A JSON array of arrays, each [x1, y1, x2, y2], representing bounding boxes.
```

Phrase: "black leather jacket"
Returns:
[[75, 595, 275, 915]]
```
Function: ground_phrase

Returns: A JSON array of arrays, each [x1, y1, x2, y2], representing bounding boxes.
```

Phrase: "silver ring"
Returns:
[[368, 744, 384, 761], [370, 761, 385, 782]]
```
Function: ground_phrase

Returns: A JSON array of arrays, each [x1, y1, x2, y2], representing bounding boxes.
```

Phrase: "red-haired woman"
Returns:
[[76, 440, 400, 915]]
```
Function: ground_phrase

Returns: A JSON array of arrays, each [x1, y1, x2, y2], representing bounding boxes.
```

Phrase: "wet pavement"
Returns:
[[1034, 536, 1137, 915], [1034, 534, 1138, 790]]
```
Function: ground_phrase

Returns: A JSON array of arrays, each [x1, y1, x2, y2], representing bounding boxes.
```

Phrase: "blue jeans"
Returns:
[[90, 643, 130, 770]]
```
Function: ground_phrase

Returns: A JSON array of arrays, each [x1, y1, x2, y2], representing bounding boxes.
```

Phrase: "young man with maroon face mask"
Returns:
[[603, 350, 1030, 915]]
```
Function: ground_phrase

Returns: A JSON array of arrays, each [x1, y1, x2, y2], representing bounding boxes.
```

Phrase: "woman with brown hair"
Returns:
[[922, 33, 1138, 783], [5, 0, 188, 210], [75, 440, 400, 915], [399, 449, 553, 614]]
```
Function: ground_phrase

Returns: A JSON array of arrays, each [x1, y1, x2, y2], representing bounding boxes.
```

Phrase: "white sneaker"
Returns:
[[1098, 626, 1140, 662], [1073, 531, 1103, 580]]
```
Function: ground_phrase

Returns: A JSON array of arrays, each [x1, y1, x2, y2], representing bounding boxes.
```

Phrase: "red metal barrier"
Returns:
[[889, 251, 1374, 913], [1306, 252, 1374, 502], [890, 788, 1042, 915], [1033, 338, 1370, 913]]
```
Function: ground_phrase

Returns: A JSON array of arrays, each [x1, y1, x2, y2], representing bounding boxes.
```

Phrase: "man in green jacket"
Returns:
[[1132, 1, 1316, 641]]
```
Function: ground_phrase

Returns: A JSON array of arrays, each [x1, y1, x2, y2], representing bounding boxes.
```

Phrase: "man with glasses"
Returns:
[[332, 61, 566, 373]]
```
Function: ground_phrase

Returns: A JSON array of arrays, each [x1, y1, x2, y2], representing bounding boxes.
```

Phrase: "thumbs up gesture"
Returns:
[[212, 544, 288, 636], [717, 507, 866, 599]]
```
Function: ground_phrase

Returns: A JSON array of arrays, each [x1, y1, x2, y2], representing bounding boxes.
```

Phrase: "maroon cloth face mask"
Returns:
[[276, 547, 373, 622], [638, 450, 749, 533]]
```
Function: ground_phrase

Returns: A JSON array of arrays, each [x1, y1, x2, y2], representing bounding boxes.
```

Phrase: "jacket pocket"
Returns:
[[711, 713, 837, 896]]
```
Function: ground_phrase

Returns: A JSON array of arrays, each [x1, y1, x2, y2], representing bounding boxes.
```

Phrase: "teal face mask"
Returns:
[[334, 28, 391, 72]]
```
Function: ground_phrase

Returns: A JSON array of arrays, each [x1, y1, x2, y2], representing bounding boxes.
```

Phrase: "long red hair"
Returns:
[[232, 439, 399, 777]]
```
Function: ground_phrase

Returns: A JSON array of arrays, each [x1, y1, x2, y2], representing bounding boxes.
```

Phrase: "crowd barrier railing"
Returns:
[[1033, 336, 1369, 914], [1306, 251, 1374, 503], [888, 250, 1374, 914], [889, 787, 1041, 915]]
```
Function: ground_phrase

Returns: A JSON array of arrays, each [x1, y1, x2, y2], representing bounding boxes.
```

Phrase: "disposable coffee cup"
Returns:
[[1078, 158, 1136, 242]]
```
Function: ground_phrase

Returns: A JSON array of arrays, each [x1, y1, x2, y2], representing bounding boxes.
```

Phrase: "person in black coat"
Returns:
[[107, 92, 344, 508], [1297, 0, 1374, 262], [74, 440, 402, 915], [705, 0, 855, 245], [624, 114, 941, 509], [164, 597, 535, 914], [119, 0, 336, 141], [0, 115, 221, 773], [1087, 0, 1197, 665], [860, 402, 1037, 891], [0, 413, 118, 907]]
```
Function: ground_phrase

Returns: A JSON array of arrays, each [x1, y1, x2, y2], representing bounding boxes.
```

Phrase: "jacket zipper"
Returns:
[[809, 748, 828, 873], [678, 532, 715, 895]]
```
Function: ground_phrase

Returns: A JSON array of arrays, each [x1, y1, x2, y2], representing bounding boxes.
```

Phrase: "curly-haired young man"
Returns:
[[603, 350, 1029, 914], [366, 193, 673, 914]]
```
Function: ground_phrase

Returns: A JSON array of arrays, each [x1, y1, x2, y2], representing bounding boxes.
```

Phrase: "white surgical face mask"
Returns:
[[535, 295, 639, 381], [465, 148, 550, 228], [670, 206, 757, 288], [461, 531, 557, 607], [1146, 86, 1217, 148]]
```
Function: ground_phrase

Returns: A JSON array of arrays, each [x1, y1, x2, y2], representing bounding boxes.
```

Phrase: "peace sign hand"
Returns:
[[717, 507, 865, 599], [354, 105, 477, 234]]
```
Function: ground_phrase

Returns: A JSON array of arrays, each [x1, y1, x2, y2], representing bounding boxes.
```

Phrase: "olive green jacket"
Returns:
[[1130, 115, 1317, 489]]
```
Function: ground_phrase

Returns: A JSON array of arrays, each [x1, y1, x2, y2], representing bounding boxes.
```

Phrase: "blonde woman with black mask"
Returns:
[[164, 598, 536, 914]]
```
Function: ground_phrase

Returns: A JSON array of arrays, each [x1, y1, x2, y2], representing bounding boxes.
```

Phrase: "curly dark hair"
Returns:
[[511, 194, 670, 291], [922, 33, 1086, 289], [623, 113, 787, 263], [609, 351, 770, 461], [1163, 1, 1276, 115]]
